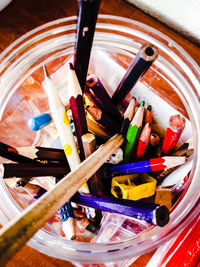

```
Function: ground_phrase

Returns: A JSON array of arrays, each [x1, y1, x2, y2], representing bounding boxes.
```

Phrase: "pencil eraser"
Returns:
[[28, 113, 52, 131]]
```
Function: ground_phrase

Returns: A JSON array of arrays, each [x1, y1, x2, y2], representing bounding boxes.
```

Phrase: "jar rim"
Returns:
[[0, 15, 200, 263]]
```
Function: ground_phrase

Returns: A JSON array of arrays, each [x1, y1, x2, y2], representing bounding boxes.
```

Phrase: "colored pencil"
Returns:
[[136, 122, 151, 159], [1, 163, 69, 178], [120, 97, 136, 137], [0, 145, 41, 165], [136, 105, 152, 158], [145, 104, 152, 124], [0, 133, 124, 265], [0, 142, 13, 150], [105, 156, 186, 177], [28, 113, 52, 131], [162, 114, 186, 154], [86, 74, 123, 123], [84, 86, 104, 110], [43, 65, 79, 239], [27, 111, 112, 141], [86, 116, 112, 140], [111, 44, 158, 104], [8, 146, 67, 163], [144, 132, 161, 159], [68, 62, 88, 161], [150, 133, 160, 147], [71, 192, 169, 227], [74, 0, 101, 92], [123, 101, 145, 163], [86, 105, 120, 133], [156, 137, 193, 180], [44, 66, 96, 220], [43, 65, 80, 170]]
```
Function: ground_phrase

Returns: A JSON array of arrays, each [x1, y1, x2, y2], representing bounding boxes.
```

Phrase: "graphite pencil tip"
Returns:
[[43, 65, 51, 79]]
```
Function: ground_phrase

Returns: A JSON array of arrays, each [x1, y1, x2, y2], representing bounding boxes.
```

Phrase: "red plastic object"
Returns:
[[161, 214, 200, 266]]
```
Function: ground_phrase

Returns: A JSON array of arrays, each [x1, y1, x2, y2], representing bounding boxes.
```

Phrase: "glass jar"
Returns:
[[0, 15, 200, 264]]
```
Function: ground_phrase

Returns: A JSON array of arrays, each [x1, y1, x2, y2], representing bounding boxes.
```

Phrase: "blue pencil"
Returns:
[[105, 156, 186, 177], [71, 192, 169, 226]]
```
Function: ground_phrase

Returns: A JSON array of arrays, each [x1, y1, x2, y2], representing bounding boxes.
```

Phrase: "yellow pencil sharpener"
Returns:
[[111, 173, 157, 201]]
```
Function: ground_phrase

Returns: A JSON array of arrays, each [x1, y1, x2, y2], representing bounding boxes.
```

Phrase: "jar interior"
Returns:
[[0, 16, 199, 263]]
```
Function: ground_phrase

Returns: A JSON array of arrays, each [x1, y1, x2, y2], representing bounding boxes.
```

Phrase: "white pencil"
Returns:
[[43, 65, 79, 239]]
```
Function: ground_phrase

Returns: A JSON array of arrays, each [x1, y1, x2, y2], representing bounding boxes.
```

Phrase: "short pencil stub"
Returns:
[[140, 44, 158, 62]]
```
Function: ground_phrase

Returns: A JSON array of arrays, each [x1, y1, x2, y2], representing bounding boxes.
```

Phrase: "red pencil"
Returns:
[[162, 114, 186, 154], [136, 122, 151, 159], [136, 105, 152, 158]]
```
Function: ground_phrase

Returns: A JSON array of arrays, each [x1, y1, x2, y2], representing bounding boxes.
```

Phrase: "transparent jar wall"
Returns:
[[0, 15, 200, 263]]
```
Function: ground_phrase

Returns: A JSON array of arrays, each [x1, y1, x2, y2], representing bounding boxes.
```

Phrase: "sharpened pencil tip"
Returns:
[[147, 105, 152, 111], [43, 65, 50, 79], [140, 100, 145, 107]]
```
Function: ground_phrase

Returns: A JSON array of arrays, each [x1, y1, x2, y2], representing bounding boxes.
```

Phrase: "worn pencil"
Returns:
[[111, 44, 158, 104], [123, 101, 145, 163], [162, 114, 186, 154], [74, 0, 101, 92]]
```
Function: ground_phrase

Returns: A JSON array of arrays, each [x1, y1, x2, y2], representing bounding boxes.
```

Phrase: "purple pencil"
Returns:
[[71, 192, 169, 226], [86, 74, 123, 123]]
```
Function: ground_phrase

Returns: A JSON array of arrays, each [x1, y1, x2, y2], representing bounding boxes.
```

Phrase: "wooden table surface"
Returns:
[[0, 0, 199, 266]]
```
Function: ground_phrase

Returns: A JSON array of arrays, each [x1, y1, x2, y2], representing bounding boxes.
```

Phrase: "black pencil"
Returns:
[[8, 146, 66, 162], [0, 146, 41, 165], [74, 0, 101, 92], [1, 163, 69, 178], [111, 44, 158, 104]]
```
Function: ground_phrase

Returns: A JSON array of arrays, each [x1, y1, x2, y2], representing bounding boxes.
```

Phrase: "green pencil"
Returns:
[[123, 101, 145, 163]]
